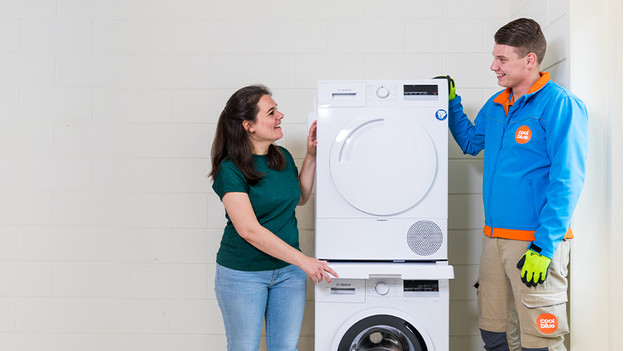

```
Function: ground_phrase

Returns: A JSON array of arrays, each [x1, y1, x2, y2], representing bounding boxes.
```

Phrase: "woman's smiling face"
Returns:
[[245, 94, 284, 154]]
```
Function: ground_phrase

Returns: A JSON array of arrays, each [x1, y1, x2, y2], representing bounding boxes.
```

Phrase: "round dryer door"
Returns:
[[337, 314, 427, 351], [330, 112, 437, 216]]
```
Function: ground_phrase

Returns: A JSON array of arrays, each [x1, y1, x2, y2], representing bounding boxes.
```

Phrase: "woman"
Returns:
[[209, 85, 337, 350]]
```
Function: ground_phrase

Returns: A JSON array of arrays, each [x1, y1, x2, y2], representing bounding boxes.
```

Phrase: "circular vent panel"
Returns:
[[406, 220, 443, 256]]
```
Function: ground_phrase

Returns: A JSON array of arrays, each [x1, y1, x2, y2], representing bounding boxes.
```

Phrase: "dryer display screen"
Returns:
[[403, 84, 438, 100]]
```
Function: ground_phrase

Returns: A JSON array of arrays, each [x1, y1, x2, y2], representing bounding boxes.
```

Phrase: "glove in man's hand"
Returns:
[[516, 249, 551, 287], [433, 75, 456, 101]]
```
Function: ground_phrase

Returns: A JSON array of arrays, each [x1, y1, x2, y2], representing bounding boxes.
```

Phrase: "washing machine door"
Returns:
[[329, 112, 437, 216], [337, 314, 427, 351]]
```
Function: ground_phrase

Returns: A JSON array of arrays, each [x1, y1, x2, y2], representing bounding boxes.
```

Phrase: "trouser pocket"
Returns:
[[520, 290, 569, 338]]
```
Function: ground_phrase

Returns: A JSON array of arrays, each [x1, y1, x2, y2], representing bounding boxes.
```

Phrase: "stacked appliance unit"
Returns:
[[314, 80, 454, 351]]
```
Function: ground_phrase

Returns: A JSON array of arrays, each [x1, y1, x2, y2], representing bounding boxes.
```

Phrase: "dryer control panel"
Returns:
[[317, 80, 448, 107]]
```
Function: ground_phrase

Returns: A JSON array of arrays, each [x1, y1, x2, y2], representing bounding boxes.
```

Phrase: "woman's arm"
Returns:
[[223, 190, 337, 282], [298, 120, 317, 206]]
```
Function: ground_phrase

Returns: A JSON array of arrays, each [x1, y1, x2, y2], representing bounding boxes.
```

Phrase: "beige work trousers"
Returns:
[[477, 236, 570, 351]]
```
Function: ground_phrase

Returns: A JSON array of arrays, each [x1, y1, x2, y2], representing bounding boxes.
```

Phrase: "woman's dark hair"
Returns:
[[495, 18, 547, 64], [209, 84, 285, 185]]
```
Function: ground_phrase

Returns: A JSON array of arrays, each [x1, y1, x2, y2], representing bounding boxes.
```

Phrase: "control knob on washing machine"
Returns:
[[375, 86, 390, 99], [374, 281, 389, 295]]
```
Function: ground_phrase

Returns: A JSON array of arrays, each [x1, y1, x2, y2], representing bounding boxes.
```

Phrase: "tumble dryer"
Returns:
[[315, 80, 449, 261]]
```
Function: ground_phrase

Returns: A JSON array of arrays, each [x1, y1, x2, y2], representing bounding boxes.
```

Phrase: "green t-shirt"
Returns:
[[212, 147, 301, 271]]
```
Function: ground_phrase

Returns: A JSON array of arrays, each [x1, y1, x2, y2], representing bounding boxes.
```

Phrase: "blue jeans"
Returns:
[[214, 263, 307, 351]]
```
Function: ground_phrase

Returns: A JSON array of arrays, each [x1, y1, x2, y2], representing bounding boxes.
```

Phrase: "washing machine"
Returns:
[[315, 80, 449, 261], [315, 262, 454, 351]]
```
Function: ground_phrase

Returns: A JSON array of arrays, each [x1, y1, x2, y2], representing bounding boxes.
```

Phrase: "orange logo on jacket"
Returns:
[[515, 125, 532, 144], [536, 313, 558, 334]]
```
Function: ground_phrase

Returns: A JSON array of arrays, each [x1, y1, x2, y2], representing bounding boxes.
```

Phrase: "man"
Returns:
[[444, 18, 588, 351]]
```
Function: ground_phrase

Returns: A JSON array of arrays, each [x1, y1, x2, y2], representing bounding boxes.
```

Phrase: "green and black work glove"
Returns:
[[516, 244, 552, 288], [433, 75, 456, 101]]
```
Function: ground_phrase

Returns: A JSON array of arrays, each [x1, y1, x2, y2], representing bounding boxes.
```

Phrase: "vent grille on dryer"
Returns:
[[406, 220, 443, 256]]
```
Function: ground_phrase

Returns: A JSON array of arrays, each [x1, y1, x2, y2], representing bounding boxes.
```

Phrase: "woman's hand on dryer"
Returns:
[[299, 256, 338, 283], [298, 120, 318, 206], [306, 120, 318, 157]]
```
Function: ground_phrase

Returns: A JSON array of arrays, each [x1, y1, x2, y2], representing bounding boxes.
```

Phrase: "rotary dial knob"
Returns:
[[375, 281, 389, 295], [376, 86, 390, 99]]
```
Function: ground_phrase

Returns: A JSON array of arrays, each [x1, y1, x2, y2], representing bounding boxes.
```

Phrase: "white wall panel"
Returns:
[[123, 335, 207, 351], [170, 159, 213, 193], [444, 0, 510, 18], [133, 0, 213, 19], [406, 19, 484, 53], [0, 87, 18, 119], [0, 334, 51, 351], [365, 0, 443, 18], [122, 124, 211, 158], [171, 229, 219, 264], [0, 298, 16, 331], [21, 88, 93, 121], [450, 264, 479, 300], [210, 54, 288, 89], [168, 299, 224, 334], [328, 19, 406, 53], [16, 227, 93, 261], [54, 192, 120, 226], [288, 54, 365, 89], [19, 157, 93, 190], [285, 0, 364, 19], [449, 300, 480, 335], [365, 54, 444, 80], [16, 297, 92, 332], [0, 262, 53, 296], [55, 121, 121, 156], [449, 159, 484, 194], [549, 0, 568, 22], [58, 0, 136, 19], [173, 89, 231, 123], [448, 230, 483, 265], [0, 0, 56, 19], [52, 262, 117, 297], [0, 155, 18, 188], [0, 54, 55, 87], [113, 228, 171, 264], [514, 0, 549, 26], [21, 20, 93, 53], [95, 21, 175, 53], [449, 194, 486, 230], [51, 334, 123, 351], [174, 20, 327, 54], [543, 16, 568, 70], [0, 20, 19, 52], [121, 193, 207, 228]]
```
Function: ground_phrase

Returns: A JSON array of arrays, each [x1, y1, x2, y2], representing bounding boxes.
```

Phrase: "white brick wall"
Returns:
[[0, 0, 576, 350]]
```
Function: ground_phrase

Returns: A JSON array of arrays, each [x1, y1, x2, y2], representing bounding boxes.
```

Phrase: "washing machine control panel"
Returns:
[[367, 278, 401, 298]]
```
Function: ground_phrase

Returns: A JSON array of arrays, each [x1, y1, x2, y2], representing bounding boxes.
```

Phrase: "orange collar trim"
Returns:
[[493, 72, 551, 115]]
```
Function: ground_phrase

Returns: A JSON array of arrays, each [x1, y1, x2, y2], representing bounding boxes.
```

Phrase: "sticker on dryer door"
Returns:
[[435, 109, 447, 121]]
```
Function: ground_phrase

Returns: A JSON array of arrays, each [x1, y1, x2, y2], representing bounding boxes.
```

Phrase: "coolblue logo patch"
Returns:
[[435, 109, 447, 121]]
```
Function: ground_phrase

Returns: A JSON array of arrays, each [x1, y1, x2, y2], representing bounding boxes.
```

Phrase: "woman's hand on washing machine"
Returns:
[[299, 255, 338, 283]]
